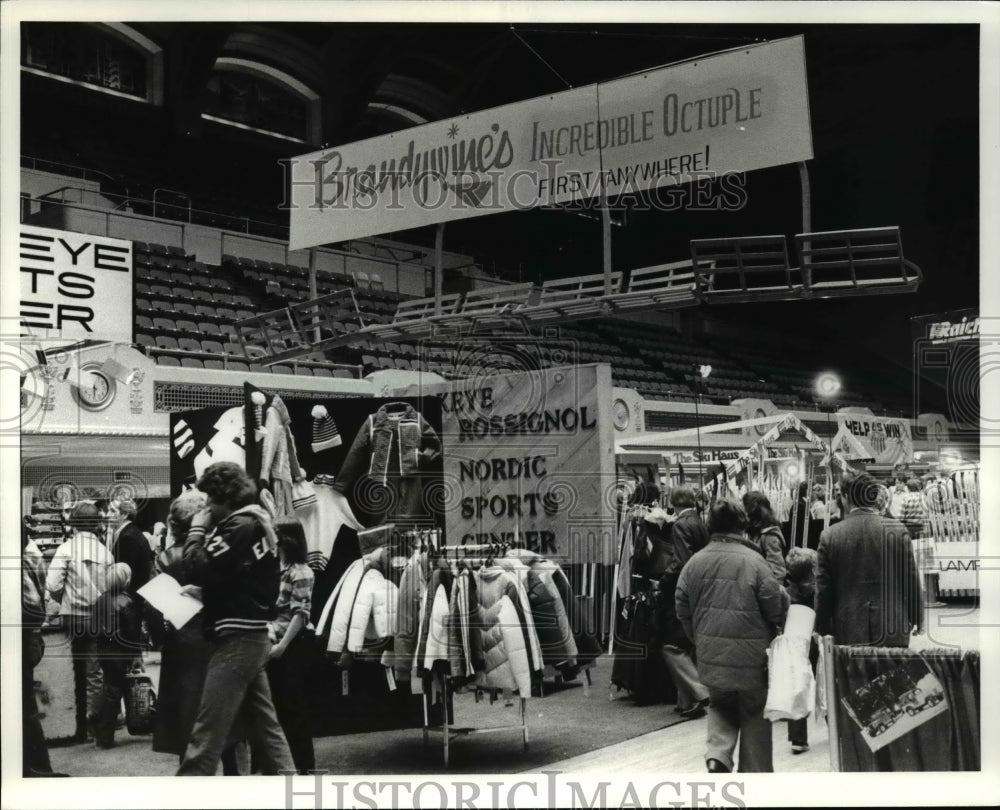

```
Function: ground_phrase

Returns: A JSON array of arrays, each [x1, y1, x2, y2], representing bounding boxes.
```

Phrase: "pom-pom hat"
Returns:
[[311, 405, 342, 453]]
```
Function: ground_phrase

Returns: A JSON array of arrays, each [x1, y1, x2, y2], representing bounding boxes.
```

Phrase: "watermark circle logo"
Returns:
[[543, 477, 578, 516], [421, 471, 461, 516], [946, 341, 982, 427], [352, 477, 398, 517], [2, 347, 47, 432], [36, 476, 80, 510], [849, 475, 883, 510], [450, 340, 546, 417], [604, 480, 629, 514], [106, 477, 150, 511]]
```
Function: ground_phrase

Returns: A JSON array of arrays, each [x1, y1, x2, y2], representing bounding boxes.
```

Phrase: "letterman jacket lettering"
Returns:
[[183, 506, 279, 636]]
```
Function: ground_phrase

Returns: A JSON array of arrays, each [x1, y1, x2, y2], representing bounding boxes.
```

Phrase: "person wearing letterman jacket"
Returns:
[[177, 461, 295, 776]]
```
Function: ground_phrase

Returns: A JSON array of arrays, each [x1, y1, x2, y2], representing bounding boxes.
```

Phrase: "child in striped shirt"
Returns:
[[267, 517, 316, 774]]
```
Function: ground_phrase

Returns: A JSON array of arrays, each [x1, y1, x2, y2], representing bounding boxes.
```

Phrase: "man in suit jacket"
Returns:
[[111, 498, 153, 599], [815, 472, 922, 647]]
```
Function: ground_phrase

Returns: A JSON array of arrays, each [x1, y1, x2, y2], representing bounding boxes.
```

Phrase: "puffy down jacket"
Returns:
[[475, 567, 541, 695], [386, 550, 428, 680], [499, 551, 577, 667], [316, 547, 398, 660], [675, 536, 789, 692], [446, 566, 485, 681], [414, 564, 454, 678]]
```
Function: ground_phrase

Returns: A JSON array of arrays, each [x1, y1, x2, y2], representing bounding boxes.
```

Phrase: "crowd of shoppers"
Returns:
[[668, 468, 924, 773], [26, 461, 320, 777], [25, 461, 929, 778]]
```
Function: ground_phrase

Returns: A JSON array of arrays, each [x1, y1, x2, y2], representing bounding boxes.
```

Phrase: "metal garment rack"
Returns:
[[419, 542, 530, 767], [421, 672, 530, 768]]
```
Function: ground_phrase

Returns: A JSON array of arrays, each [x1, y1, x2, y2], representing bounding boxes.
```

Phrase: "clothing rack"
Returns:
[[420, 540, 529, 767], [421, 671, 529, 767], [430, 542, 510, 569]]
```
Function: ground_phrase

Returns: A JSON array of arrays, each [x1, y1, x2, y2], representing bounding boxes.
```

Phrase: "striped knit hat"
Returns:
[[311, 405, 342, 453], [251, 391, 267, 442]]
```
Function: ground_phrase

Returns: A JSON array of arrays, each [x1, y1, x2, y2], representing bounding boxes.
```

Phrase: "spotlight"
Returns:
[[814, 372, 841, 399]]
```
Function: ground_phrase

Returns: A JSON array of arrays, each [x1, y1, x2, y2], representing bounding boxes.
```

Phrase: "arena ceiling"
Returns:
[[20, 20, 980, 401]]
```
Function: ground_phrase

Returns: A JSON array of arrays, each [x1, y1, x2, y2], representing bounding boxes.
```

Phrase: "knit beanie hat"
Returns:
[[250, 391, 267, 443], [311, 405, 342, 452]]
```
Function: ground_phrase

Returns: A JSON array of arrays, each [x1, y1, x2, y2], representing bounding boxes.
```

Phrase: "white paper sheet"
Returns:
[[138, 573, 203, 629]]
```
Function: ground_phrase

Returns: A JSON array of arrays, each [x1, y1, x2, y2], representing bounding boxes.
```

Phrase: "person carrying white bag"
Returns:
[[764, 547, 820, 754]]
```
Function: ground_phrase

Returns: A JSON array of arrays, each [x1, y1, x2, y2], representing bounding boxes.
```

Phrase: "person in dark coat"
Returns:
[[676, 499, 790, 773], [110, 498, 153, 599], [90, 563, 145, 748], [659, 485, 710, 718], [742, 491, 788, 581], [815, 471, 923, 647], [669, 485, 710, 561]]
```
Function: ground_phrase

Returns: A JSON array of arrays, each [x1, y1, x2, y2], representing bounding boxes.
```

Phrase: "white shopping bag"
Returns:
[[764, 634, 816, 722]]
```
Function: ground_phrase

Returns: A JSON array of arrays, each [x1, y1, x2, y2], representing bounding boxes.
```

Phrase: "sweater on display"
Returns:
[[260, 395, 304, 516], [305, 475, 364, 571]]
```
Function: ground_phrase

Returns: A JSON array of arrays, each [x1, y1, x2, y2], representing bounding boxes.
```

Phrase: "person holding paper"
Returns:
[[149, 490, 248, 774], [177, 461, 294, 776]]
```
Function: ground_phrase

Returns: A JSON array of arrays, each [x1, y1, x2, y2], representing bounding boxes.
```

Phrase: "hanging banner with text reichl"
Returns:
[[289, 36, 812, 249]]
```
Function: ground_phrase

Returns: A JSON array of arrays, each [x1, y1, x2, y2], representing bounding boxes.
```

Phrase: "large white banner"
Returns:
[[832, 414, 914, 465], [289, 36, 812, 249], [19, 225, 134, 346]]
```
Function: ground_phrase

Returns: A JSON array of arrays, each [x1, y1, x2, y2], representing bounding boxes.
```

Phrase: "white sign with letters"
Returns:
[[19, 225, 134, 346], [289, 36, 812, 249]]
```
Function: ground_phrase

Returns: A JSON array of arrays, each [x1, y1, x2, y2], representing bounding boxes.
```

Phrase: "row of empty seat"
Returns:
[[128, 246, 896, 412]]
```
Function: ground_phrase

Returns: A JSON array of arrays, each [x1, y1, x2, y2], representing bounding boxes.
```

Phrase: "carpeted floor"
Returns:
[[45, 655, 688, 776]]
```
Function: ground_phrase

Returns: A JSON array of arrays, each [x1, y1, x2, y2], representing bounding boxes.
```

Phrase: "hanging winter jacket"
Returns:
[[475, 567, 541, 695], [386, 550, 429, 680], [499, 551, 577, 668], [632, 508, 676, 580], [315, 547, 397, 662], [446, 566, 486, 683], [414, 562, 454, 678], [333, 403, 440, 492]]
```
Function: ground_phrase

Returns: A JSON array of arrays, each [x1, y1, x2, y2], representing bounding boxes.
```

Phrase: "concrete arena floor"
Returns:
[[40, 603, 975, 777]]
